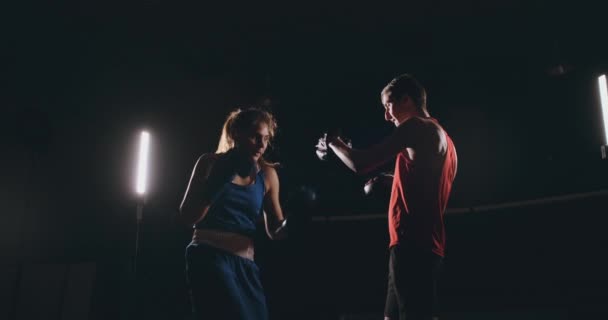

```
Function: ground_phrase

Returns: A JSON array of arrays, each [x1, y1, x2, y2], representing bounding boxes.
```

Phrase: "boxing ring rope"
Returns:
[[311, 188, 608, 222]]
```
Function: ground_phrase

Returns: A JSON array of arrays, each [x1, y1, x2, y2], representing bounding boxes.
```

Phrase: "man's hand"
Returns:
[[316, 133, 352, 161], [315, 133, 330, 160]]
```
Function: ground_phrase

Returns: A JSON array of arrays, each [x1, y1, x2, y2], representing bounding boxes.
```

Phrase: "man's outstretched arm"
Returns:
[[327, 117, 428, 174]]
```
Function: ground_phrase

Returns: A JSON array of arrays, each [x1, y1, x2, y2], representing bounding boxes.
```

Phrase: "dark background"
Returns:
[[2, 1, 608, 319]]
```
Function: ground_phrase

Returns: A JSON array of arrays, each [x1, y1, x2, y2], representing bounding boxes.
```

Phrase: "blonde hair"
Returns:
[[216, 108, 279, 167]]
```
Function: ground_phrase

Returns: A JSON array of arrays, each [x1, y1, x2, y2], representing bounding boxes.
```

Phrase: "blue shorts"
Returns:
[[185, 243, 268, 320]]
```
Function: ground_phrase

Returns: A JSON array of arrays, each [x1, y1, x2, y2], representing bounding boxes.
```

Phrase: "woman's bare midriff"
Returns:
[[192, 229, 255, 260]]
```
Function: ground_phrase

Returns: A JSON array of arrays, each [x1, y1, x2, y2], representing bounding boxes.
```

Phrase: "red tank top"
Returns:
[[387, 118, 457, 257]]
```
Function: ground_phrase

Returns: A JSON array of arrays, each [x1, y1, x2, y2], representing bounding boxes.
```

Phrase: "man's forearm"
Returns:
[[329, 138, 361, 173]]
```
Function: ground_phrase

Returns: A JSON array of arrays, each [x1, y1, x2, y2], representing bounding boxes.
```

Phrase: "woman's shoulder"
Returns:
[[259, 164, 280, 193], [194, 152, 226, 173], [260, 163, 282, 189], [199, 152, 233, 162], [260, 161, 281, 175], [196, 153, 216, 164]]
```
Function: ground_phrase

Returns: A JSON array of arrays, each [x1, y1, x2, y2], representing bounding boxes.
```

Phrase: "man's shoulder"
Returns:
[[398, 117, 447, 153], [399, 116, 442, 135]]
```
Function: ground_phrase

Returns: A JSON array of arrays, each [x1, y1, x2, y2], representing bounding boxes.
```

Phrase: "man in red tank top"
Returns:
[[316, 74, 457, 320]]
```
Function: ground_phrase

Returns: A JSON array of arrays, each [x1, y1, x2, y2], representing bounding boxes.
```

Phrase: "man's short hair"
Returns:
[[382, 74, 427, 111]]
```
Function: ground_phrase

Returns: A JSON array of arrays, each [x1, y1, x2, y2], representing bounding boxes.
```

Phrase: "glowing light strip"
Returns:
[[136, 131, 150, 195], [598, 75, 608, 144]]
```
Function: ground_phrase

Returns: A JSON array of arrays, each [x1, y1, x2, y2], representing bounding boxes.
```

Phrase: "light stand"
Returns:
[[134, 198, 144, 275]]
